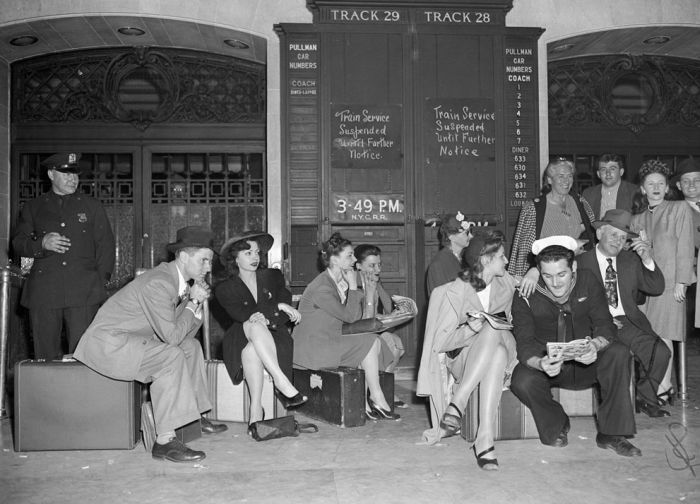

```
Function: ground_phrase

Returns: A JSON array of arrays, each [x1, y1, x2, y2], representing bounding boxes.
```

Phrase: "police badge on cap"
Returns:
[[41, 152, 82, 174]]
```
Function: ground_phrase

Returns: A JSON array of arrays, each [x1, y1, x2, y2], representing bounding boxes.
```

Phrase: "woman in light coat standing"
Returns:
[[631, 159, 695, 404]]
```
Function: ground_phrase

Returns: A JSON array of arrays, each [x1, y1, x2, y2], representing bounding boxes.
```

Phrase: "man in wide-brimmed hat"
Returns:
[[577, 209, 671, 418], [12, 152, 115, 359], [75, 226, 227, 463]]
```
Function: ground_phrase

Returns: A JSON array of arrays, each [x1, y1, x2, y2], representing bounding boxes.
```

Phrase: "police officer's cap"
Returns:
[[41, 152, 81, 174]]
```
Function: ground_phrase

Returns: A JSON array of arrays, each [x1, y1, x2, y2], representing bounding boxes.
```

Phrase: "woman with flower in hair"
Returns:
[[631, 159, 695, 404], [215, 231, 307, 439], [426, 211, 473, 295], [418, 229, 518, 470], [293, 232, 399, 420]]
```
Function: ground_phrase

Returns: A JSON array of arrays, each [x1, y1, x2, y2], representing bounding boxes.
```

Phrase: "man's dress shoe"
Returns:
[[201, 416, 228, 434], [546, 418, 570, 447], [596, 433, 642, 457], [152, 438, 205, 463], [636, 399, 670, 418]]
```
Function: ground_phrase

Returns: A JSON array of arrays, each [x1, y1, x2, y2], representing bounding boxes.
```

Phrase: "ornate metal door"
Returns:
[[13, 147, 266, 292]]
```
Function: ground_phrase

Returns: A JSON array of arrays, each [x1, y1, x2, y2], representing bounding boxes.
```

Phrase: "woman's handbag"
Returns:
[[248, 415, 319, 442]]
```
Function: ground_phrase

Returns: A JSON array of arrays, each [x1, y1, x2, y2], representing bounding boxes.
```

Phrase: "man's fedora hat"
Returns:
[[166, 226, 215, 253], [220, 231, 274, 265], [673, 156, 700, 182], [592, 209, 639, 238], [41, 152, 81, 174]]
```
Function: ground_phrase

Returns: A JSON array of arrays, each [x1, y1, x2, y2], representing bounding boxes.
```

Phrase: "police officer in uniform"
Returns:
[[12, 152, 115, 359]]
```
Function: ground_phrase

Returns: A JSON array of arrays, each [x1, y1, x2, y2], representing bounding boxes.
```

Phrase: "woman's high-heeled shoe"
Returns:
[[439, 402, 462, 437], [275, 389, 308, 409], [247, 408, 266, 441], [368, 397, 401, 421], [473, 445, 499, 471], [657, 388, 675, 407]]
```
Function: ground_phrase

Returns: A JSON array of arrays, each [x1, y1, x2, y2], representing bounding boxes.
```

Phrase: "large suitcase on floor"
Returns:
[[293, 367, 394, 427], [204, 359, 285, 422], [460, 387, 540, 442], [14, 360, 141, 451], [460, 386, 601, 442], [294, 367, 366, 427]]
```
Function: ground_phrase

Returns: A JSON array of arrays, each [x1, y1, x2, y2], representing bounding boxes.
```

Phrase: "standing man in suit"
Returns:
[[510, 235, 641, 457], [674, 157, 700, 328], [582, 154, 637, 220], [74, 226, 227, 463], [12, 152, 115, 359], [577, 210, 671, 417]]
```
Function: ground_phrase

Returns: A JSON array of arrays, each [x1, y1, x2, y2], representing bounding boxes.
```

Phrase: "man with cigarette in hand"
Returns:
[[74, 226, 227, 463], [509, 235, 641, 457], [577, 210, 670, 418]]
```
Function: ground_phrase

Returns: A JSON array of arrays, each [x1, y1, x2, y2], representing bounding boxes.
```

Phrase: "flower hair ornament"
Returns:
[[455, 211, 472, 231]]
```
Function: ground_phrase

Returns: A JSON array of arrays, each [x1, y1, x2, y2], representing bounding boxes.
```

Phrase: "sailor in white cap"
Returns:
[[509, 235, 642, 457]]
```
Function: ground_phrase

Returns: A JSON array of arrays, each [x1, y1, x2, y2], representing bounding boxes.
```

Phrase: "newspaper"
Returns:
[[375, 295, 417, 330], [546, 339, 591, 360], [466, 311, 513, 330]]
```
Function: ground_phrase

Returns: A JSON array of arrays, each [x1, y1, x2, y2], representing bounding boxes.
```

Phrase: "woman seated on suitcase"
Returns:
[[215, 231, 307, 438], [292, 232, 400, 421], [416, 229, 519, 471]]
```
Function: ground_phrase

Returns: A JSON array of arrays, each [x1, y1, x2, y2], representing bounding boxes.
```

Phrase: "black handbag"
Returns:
[[248, 415, 318, 442]]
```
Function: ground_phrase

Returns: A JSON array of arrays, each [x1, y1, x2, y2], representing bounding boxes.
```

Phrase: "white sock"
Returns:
[[156, 431, 176, 444]]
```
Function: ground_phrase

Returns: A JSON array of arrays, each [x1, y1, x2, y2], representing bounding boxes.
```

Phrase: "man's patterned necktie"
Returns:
[[605, 258, 618, 308]]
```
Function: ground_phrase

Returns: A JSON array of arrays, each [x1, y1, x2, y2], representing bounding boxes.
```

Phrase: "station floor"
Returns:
[[2, 339, 700, 504]]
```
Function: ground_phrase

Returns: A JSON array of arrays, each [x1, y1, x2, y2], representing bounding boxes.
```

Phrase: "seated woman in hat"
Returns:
[[292, 232, 399, 420], [417, 229, 518, 471], [215, 231, 307, 438]]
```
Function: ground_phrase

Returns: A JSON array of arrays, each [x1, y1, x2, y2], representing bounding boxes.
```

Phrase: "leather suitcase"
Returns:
[[14, 360, 141, 451], [461, 387, 539, 442], [204, 359, 285, 422], [292, 367, 395, 427], [293, 367, 366, 427]]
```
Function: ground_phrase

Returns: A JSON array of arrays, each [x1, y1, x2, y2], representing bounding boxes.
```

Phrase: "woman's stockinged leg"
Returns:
[[450, 327, 504, 411], [245, 322, 298, 397], [361, 338, 392, 411], [658, 337, 674, 394], [242, 343, 265, 423], [473, 343, 508, 461]]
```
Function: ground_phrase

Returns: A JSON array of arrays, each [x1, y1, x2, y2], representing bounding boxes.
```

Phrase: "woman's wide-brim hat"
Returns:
[[219, 231, 274, 264], [166, 226, 215, 253]]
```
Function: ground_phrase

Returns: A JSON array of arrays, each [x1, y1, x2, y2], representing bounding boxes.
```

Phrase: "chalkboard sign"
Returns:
[[331, 104, 402, 170], [425, 98, 496, 162]]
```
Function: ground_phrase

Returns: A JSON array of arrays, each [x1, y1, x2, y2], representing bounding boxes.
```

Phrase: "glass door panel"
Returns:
[[144, 149, 266, 275], [14, 151, 140, 295]]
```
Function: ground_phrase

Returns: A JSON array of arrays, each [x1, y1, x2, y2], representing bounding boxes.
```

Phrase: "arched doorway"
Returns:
[[546, 27, 700, 192], [9, 43, 267, 360]]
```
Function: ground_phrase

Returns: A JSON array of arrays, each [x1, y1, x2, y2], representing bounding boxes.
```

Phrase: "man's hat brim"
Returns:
[[592, 220, 639, 238]]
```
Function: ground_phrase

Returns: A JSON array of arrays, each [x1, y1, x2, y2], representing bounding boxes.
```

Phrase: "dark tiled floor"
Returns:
[[2, 338, 700, 504]]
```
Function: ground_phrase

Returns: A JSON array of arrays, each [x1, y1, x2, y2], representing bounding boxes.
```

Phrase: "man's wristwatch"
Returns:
[[190, 298, 201, 307]]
